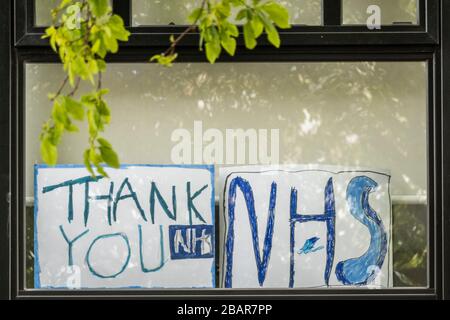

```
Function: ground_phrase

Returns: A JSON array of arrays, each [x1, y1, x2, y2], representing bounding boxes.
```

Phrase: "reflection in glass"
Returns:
[[132, 0, 322, 26], [34, 0, 112, 26], [35, 0, 59, 26], [25, 61, 428, 288], [343, 0, 418, 25]]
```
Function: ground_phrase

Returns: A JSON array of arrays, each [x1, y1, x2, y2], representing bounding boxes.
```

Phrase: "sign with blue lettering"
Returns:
[[34, 164, 215, 289], [220, 166, 392, 288], [169, 225, 215, 260]]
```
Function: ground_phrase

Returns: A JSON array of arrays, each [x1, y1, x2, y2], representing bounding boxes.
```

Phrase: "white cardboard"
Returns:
[[34, 165, 215, 289], [220, 165, 392, 288]]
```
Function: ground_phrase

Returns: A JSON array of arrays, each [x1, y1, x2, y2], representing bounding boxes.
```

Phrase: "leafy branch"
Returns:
[[151, 0, 291, 65], [41, 0, 290, 176], [41, 0, 129, 176]]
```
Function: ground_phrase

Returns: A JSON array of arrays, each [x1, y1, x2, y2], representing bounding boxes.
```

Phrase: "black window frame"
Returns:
[[2, 0, 450, 299], [16, 0, 437, 46]]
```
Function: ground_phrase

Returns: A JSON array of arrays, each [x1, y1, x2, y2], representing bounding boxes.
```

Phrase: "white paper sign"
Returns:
[[220, 166, 392, 288], [34, 165, 215, 289]]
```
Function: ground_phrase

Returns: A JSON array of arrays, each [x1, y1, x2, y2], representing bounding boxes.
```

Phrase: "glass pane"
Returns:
[[34, 0, 112, 26], [132, 0, 322, 26], [35, 0, 59, 26], [343, 0, 418, 25], [25, 61, 428, 289]]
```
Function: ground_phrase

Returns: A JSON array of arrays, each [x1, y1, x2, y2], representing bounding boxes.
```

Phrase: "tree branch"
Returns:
[[51, 75, 69, 101], [162, 0, 208, 57]]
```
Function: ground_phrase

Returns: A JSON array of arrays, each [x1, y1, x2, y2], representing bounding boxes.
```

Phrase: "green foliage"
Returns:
[[150, 53, 178, 67], [42, 0, 290, 176], [151, 0, 291, 64], [88, 0, 109, 17], [41, 0, 129, 176]]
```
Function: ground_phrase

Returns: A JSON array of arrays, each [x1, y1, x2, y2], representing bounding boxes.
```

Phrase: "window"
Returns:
[[34, 0, 113, 26], [132, 0, 323, 26], [24, 61, 428, 289], [34, 0, 58, 26], [342, 0, 418, 25], [34, 0, 323, 27], [8, 0, 447, 299]]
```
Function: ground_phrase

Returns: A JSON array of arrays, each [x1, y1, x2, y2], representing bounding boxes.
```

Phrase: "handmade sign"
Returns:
[[34, 164, 215, 289], [220, 166, 392, 288]]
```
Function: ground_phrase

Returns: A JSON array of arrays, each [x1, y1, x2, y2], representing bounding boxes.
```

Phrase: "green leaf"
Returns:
[[205, 40, 222, 63], [99, 145, 120, 168], [97, 88, 110, 96], [50, 34, 57, 52], [84, 149, 95, 176], [65, 122, 79, 132], [51, 98, 67, 124], [58, 0, 73, 11], [102, 33, 119, 53], [88, 0, 109, 18], [221, 36, 236, 56], [48, 122, 64, 146], [95, 163, 109, 177], [72, 56, 90, 80], [96, 59, 107, 71], [188, 8, 205, 24], [89, 147, 101, 165], [81, 93, 97, 108], [251, 17, 264, 38], [92, 39, 101, 53], [108, 15, 130, 41], [96, 99, 110, 117], [65, 96, 85, 120], [150, 53, 178, 67], [227, 24, 239, 37], [261, 2, 291, 29], [42, 26, 56, 39], [87, 109, 98, 136], [97, 137, 113, 149], [236, 9, 248, 21], [243, 23, 257, 49], [41, 139, 58, 165], [265, 23, 280, 48], [88, 59, 99, 74]]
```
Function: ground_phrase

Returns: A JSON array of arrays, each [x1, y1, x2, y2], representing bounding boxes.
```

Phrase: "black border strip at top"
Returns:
[[15, 0, 438, 47]]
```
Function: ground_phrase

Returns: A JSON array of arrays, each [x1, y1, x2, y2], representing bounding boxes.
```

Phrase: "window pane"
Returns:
[[132, 0, 322, 26], [34, 0, 112, 26], [25, 61, 428, 289], [343, 0, 418, 25], [35, 0, 59, 26]]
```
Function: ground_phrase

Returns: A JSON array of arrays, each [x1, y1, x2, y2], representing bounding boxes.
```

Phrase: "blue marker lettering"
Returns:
[[289, 178, 336, 287], [113, 178, 147, 223], [59, 225, 89, 266], [335, 176, 388, 286], [86, 232, 131, 279], [187, 182, 208, 225], [138, 224, 166, 272], [225, 177, 277, 288], [149, 182, 177, 224]]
